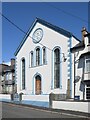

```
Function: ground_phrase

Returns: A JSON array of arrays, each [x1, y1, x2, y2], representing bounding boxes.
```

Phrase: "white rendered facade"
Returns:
[[71, 28, 90, 100], [15, 18, 79, 98]]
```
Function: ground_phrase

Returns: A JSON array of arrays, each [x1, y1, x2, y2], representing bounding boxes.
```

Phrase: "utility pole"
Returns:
[[74, 53, 76, 100]]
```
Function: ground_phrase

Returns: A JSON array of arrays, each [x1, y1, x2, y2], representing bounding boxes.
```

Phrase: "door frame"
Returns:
[[33, 73, 42, 95], [35, 76, 41, 95]]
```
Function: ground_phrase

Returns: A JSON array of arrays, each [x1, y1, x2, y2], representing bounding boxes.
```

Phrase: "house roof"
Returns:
[[84, 33, 90, 37], [70, 41, 85, 52], [80, 51, 90, 58], [70, 32, 90, 52], [0, 64, 15, 75], [14, 17, 80, 56], [0, 64, 8, 75]]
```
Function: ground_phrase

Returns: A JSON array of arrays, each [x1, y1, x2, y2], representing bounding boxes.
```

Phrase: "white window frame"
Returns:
[[31, 51, 33, 67], [85, 58, 90, 73], [43, 47, 46, 65], [6, 73, 8, 80]]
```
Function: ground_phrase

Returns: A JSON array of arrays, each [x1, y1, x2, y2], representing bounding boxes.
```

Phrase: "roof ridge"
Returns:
[[15, 17, 80, 56], [36, 17, 72, 34]]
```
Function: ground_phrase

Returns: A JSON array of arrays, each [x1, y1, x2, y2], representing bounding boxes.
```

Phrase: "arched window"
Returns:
[[54, 48, 60, 88], [31, 51, 33, 67], [36, 48, 40, 66], [43, 47, 46, 64], [22, 58, 25, 90]]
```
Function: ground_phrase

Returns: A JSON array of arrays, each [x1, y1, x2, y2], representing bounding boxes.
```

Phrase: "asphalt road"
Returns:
[[1, 102, 89, 119]]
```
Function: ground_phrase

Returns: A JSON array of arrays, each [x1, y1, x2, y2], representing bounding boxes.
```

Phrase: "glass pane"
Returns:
[[54, 48, 60, 88], [31, 52, 33, 67], [43, 48, 46, 64], [86, 59, 90, 72], [36, 48, 40, 66], [22, 59, 25, 89]]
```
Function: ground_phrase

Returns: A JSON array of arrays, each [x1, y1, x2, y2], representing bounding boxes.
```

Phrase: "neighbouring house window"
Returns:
[[54, 48, 60, 88], [36, 48, 40, 66], [1, 76, 4, 81], [85, 59, 90, 73], [31, 51, 33, 67], [6, 73, 8, 80], [43, 47, 46, 64], [5, 73, 12, 80], [8, 73, 12, 80], [22, 58, 25, 90]]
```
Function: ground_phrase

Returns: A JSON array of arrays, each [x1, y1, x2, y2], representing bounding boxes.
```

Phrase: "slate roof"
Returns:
[[0, 64, 15, 75], [80, 51, 90, 58], [14, 17, 80, 56], [0, 64, 8, 75], [70, 41, 85, 52], [70, 33, 90, 52]]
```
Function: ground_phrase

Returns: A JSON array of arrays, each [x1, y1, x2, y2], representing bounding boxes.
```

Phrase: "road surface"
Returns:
[[1, 102, 89, 119]]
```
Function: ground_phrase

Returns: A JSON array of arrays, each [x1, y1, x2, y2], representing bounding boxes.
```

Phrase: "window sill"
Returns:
[[29, 63, 47, 68]]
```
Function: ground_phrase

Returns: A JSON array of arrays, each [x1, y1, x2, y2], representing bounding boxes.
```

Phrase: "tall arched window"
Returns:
[[31, 51, 33, 67], [22, 58, 25, 90], [54, 48, 60, 88], [43, 47, 46, 64], [36, 48, 40, 66]]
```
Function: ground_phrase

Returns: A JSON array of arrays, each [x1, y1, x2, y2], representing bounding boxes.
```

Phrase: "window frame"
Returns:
[[22, 58, 25, 90], [54, 48, 60, 89], [43, 47, 46, 65], [86, 87, 90, 100], [31, 51, 33, 67], [85, 58, 90, 73], [36, 47, 40, 66]]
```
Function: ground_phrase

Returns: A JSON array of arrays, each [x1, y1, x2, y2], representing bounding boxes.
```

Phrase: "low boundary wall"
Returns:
[[0, 94, 10, 101], [22, 95, 49, 102], [0, 94, 90, 113], [22, 95, 49, 107], [52, 100, 90, 113]]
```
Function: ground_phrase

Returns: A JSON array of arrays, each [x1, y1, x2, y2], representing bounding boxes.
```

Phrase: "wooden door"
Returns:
[[35, 76, 41, 95]]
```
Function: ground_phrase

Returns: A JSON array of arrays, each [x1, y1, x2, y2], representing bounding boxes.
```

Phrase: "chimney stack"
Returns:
[[81, 27, 87, 41], [11, 58, 15, 66]]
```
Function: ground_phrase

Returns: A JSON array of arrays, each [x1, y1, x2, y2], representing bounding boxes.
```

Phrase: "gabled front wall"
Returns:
[[16, 22, 70, 95], [16, 22, 79, 98]]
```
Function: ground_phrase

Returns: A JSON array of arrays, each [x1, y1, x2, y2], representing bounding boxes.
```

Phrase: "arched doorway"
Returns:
[[35, 75, 41, 95]]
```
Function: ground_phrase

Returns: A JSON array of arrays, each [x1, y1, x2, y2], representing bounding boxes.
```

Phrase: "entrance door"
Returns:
[[35, 75, 41, 95]]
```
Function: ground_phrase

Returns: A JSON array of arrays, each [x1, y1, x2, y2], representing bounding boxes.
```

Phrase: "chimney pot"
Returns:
[[11, 58, 15, 66]]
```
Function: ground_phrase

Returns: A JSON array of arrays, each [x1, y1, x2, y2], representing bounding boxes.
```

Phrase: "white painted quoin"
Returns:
[[15, 18, 79, 98], [71, 27, 90, 100]]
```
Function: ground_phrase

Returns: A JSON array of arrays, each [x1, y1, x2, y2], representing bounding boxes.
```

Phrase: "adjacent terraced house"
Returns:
[[71, 27, 90, 100], [0, 59, 16, 94]]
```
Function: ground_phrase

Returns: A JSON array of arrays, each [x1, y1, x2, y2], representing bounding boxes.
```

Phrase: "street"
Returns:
[[0, 102, 88, 119]]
